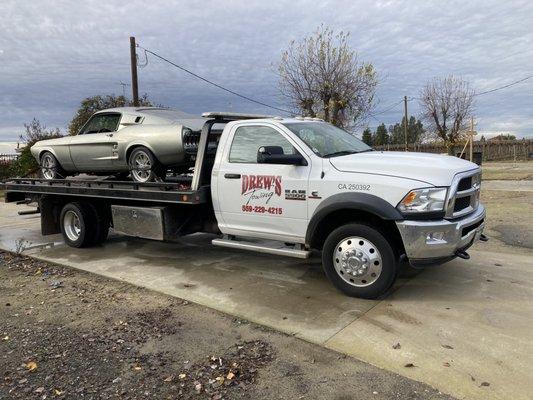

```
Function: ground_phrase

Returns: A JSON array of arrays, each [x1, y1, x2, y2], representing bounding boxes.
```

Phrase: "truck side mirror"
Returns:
[[257, 146, 307, 166]]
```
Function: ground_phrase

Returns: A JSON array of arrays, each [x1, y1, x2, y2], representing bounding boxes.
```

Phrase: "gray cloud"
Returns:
[[0, 0, 532, 146]]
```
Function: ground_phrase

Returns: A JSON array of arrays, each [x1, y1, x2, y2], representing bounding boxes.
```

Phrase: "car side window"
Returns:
[[80, 113, 121, 135], [229, 125, 295, 163]]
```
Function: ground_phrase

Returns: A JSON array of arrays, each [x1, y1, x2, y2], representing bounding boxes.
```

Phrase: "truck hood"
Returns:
[[329, 151, 479, 186]]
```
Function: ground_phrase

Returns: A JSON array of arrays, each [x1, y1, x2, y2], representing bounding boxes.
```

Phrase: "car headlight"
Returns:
[[397, 187, 447, 213]]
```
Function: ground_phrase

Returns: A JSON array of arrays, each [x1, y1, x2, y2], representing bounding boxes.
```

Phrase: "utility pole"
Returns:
[[470, 116, 474, 162], [130, 36, 139, 107], [404, 96, 408, 151]]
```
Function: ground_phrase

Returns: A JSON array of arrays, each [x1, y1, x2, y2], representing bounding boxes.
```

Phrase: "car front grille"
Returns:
[[445, 170, 481, 219]]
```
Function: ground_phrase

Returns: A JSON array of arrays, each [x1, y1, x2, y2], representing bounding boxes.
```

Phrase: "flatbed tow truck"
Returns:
[[1, 112, 488, 298]]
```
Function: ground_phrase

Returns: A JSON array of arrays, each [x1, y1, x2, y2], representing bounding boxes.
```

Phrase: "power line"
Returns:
[[473, 75, 533, 96], [136, 45, 292, 115]]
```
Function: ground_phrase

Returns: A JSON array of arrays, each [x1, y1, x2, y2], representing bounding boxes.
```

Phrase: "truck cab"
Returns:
[[211, 117, 486, 298]]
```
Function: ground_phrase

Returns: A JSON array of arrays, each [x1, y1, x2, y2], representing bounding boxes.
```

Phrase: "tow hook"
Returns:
[[455, 250, 470, 260], [479, 233, 489, 242]]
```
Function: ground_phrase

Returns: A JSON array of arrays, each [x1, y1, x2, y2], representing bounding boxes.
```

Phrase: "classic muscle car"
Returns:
[[31, 107, 205, 182]]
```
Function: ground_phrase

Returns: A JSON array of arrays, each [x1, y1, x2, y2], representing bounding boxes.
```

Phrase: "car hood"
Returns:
[[329, 151, 479, 186]]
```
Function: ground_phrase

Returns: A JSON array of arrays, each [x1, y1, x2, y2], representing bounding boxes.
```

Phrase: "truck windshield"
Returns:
[[282, 122, 372, 158]]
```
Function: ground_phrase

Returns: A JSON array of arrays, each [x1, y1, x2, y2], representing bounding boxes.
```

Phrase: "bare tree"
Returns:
[[419, 75, 475, 154], [278, 25, 377, 129]]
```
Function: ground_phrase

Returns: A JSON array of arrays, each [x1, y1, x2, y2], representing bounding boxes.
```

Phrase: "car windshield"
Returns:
[[282, 122, 372, 157]]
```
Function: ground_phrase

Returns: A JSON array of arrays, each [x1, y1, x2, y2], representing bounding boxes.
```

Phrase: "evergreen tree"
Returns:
[[373, 123, 389, 146], [362, 128, 373, 146]]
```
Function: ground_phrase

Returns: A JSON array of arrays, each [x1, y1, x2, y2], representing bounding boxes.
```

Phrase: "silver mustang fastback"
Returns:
[[31, 107, 205, 182]]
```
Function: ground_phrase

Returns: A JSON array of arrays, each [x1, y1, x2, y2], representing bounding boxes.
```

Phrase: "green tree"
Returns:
[[373, 123, 389, 146], [68, 94, 152, 135], [362, 128, 373, 146], [278, 25, 378, 129], [388, 116, 425, 145], [10, 119, 62, 177]]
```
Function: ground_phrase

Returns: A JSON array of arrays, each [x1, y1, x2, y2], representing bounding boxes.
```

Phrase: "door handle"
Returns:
[[224, 173, 241, 179]]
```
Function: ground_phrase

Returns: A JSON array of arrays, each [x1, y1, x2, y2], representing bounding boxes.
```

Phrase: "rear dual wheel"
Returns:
[[60, 202, 109, 248]]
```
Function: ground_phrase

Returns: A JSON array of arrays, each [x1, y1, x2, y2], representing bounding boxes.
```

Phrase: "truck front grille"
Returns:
[[445, 170, 481, 219]]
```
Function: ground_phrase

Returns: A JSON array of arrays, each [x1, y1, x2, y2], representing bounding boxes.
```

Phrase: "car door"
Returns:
[[216, 123, 310, 241], [69, 113, 121, 171]]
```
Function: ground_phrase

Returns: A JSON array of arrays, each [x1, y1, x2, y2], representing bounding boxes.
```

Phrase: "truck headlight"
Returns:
[[397, 187, 447, 213]]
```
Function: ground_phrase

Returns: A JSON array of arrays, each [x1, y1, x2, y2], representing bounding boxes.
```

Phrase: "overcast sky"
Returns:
[[0, 0, 532, 148]]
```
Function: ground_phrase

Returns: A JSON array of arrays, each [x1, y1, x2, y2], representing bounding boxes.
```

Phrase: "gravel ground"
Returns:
[[0, 251, 454, 400]]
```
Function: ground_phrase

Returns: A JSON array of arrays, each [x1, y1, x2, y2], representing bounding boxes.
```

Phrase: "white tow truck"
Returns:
[[2, 111, 487, 298]]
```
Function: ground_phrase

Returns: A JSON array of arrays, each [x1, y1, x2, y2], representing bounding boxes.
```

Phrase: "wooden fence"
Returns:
[[0, 154, 19, 165], [374, 139, 533, 162]]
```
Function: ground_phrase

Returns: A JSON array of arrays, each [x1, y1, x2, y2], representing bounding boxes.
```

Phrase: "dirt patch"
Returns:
[[0, 251, 454, 400], [480, 188, 533, 252], [481, 161, 533, 181]]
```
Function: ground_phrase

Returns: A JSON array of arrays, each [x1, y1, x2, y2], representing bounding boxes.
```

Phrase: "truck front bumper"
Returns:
[[396, 204, 486, 266]]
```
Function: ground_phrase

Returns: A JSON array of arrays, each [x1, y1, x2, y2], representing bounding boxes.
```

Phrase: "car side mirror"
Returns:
[[257, 146, 307, 166]]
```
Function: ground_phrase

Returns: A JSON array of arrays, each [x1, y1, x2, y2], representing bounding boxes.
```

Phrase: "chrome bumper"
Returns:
[[396, 203, 485, 261]]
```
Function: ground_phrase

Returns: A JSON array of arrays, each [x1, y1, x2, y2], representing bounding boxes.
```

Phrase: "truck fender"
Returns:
[[305, 192, 404, 246]]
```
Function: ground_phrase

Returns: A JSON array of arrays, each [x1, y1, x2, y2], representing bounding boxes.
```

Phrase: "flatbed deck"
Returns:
[[1, 178, 209, 204]]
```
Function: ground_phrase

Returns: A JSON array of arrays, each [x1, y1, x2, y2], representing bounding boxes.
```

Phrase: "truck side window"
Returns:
[[229, 125, 295, 163]]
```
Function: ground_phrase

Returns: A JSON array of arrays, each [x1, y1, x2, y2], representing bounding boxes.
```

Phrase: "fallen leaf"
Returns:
[[35, 387, 45, 394], [54, 388, 63, 395], [26, 361, 38, 372], [404, 363, 416, 368], [392, 342, 401, 349], [2, 335, 8, 341], [443, 362, 451, 367], [178, 373, 186, 380], [164, 376, 173, 382], [441, 344, 454, 349], [195, 383, 202, 392], [227, 372, 235, 380], [133, 365, 142, 371], [480, 382, 490, 387]]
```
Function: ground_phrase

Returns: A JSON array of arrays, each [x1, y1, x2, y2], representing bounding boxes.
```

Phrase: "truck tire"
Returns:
[[322, 223, 397, 299], [60, 202, 98, 248], [40, 151, 66, 180], [128, 147, 163, 183], [86, 203, 110, 245]]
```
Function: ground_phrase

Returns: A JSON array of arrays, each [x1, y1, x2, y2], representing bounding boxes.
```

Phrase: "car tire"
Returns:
[[40, 151, 66, 180], [322, 223, 398, 299], [60, 202, 98, 248], [128, 147, 163, 183]]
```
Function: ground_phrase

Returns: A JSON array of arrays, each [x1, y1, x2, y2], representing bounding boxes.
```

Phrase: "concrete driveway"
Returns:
[[1, 201, 532, 400]]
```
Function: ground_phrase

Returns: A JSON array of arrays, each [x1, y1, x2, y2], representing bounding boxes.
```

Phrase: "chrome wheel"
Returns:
[[130, 150, 153, 182], [63, 210, 81, 242], [333, 236, 383, 287], [41, 153, 57, 179]]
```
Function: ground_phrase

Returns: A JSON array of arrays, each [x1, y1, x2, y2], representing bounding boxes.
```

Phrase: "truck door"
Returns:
[[216, 123, 310, 241]]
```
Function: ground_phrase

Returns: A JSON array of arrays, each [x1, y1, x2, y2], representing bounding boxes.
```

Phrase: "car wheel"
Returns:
[[60, 202, 98, 248], [128, 147, 163, 183], [322, 223, 398, 299], [40, 151, 66, 180]]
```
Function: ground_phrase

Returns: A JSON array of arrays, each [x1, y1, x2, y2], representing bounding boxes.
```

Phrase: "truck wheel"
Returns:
[[60, 202, 97, 248], [40, 151, 66, 180], [322, 223, 397, 299], [128, 147, 163, 183], [86, 203, 110, 245]]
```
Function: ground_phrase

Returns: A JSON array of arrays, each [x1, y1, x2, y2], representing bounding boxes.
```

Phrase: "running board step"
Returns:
[[212, 238, 311, 259]]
